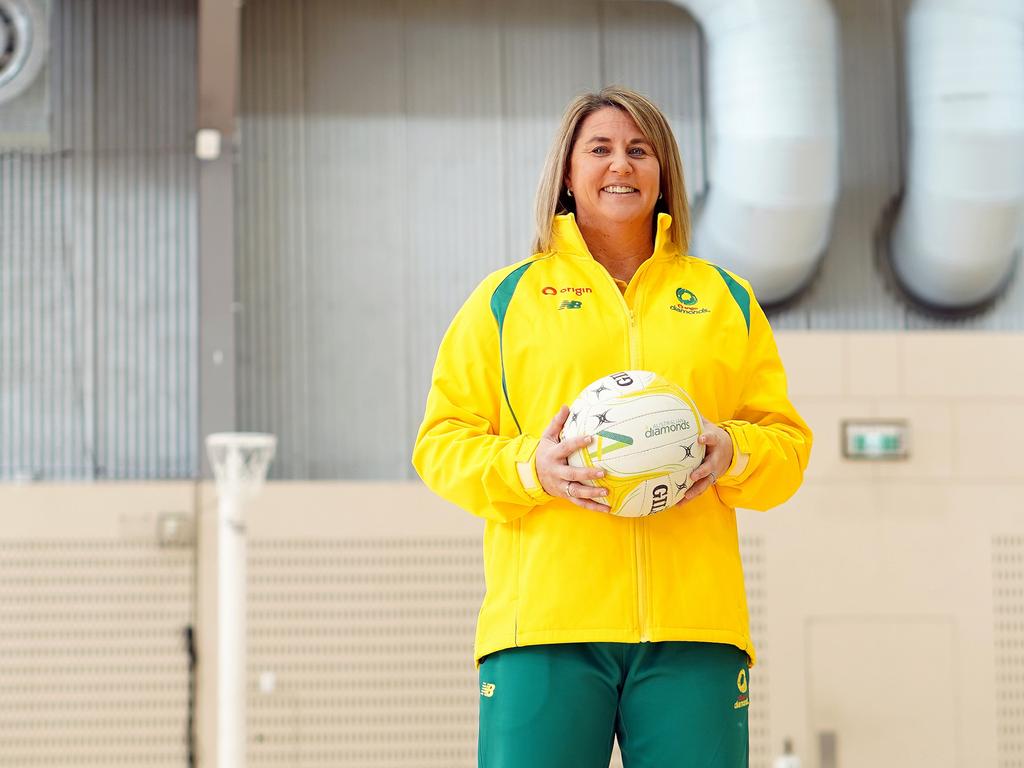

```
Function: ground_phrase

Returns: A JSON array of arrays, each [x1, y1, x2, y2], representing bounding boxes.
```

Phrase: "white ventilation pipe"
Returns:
[[890, 0, 1024, 310], [0, 0, 49, 105], [669, 0, 840, 305]]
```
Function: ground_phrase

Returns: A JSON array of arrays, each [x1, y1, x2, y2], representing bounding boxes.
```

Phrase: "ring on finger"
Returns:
[[709, 471, 717, 485], [565, 481, 575, 498]]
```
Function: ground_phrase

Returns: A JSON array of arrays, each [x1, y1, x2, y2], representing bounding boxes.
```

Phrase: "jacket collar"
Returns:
[[550, 212, 677, 261]]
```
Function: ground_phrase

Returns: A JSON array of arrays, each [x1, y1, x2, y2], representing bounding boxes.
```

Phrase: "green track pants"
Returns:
[[478, 641, 749, 768]]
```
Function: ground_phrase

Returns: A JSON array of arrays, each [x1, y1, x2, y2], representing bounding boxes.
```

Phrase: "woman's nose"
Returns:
[[609, 152, 632, 173]]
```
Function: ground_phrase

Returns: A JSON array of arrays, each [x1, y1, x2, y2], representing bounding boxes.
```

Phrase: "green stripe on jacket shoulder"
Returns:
[[710, 264, 751, 335]]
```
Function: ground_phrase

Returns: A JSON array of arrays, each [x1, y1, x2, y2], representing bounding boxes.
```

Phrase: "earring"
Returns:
[[567, 189, 574, 197], [658, 192, 663, 200]]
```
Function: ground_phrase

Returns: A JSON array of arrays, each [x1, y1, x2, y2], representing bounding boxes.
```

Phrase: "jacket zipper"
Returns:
[[596, 260, 651, 643], [629, 304, 648, 642], [635, 519, 648, 642]]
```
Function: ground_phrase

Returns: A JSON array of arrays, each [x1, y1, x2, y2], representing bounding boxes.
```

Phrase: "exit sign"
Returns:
[[842, 420, 909, 460]]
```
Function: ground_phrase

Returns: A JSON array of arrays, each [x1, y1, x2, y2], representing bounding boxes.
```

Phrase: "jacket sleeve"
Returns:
[[714, 282, 813, 512], [411, 276, 553, 523]]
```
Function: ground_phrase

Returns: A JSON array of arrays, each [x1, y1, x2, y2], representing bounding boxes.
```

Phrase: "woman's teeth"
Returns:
[[602, 186, 638, 194]]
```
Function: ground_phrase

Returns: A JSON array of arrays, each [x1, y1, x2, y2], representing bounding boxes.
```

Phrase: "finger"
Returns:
[[568, 496, 612, 513], [562, 465, 605, 483], [682, 476, 714, 503], [689, 460, 717, 485], [697, 431, 719, 447], [557, 433, 593, 459], [565, 481, 608, 501], [542, 406, 570, 442]]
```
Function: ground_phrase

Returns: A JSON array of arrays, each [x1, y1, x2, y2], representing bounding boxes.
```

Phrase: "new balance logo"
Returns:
[[558, 300, 583, 310], [480, 682, 496, 698]]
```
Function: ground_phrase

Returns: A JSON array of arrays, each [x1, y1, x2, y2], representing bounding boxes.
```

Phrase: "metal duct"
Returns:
[[0, 0, 48, 105], [890, 0, 1024, 311], [670, 0, 840, 305], [0, 0, 50, 149]]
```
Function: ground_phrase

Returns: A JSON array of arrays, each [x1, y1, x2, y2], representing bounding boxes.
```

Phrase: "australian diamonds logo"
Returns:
[[670, 287, 710, 315], [645, 418, 691, 438], [734, 668, 749, 709]]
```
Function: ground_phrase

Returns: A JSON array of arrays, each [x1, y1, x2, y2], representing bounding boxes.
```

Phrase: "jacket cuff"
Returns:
[[515, 437, 553, 503], [717, 422, 753, 485]]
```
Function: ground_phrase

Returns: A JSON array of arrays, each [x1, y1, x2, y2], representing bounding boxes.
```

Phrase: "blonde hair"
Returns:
[[532, 86, 690, 254]]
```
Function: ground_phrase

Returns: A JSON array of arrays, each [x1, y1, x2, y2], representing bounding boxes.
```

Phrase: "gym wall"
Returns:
[[2, 1, 1023, 767]]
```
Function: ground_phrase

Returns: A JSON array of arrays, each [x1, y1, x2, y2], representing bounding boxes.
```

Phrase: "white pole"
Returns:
[[217, 486, 247, 768], [207, 433, 274, 768]]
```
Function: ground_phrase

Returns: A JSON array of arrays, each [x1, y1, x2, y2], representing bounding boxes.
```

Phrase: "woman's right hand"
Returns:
[[537, 406, 610, 512]]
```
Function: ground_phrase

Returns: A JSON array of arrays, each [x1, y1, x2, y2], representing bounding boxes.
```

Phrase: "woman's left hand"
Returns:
[[677, 418, 734, 505]]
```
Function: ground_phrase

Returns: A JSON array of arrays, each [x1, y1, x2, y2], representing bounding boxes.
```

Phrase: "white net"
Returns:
[[206, 433, 277, 500]]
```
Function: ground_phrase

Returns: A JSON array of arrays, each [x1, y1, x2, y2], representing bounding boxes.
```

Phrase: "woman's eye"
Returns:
[[629, 147, 648, 156], [591, 146, 609, 155]]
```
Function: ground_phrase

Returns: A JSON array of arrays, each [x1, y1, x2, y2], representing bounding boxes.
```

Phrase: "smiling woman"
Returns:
[[412, 85, 812, 768], [533, 87, 691, 267], [563, 108, 663, 283]]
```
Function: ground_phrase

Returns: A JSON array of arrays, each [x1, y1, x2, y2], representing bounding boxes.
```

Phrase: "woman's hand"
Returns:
[[537, 406, 610, 512], [678, 418, 734, 505]]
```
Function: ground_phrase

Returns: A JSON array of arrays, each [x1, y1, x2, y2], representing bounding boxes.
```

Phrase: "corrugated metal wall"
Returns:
[[236, 0, 707, 479], [2, 0, 1021, 481], [236, 0, 1023, 481], [0, 0, 198, 480]]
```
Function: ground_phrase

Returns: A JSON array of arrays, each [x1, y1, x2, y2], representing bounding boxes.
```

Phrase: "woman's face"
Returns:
[[565, 106, 661, 231]]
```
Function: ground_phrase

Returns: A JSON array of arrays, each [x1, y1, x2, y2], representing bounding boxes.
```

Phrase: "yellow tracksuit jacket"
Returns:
[[412, 213, 812, 665]]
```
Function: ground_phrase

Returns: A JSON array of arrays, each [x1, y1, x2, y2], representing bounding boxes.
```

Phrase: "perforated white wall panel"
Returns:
[[247, 537, 483, 767], [995, 535, 1024, 768], [234, 486, 489, 767], [741, 535, 770, 768], [0, 485, 195, 768]]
